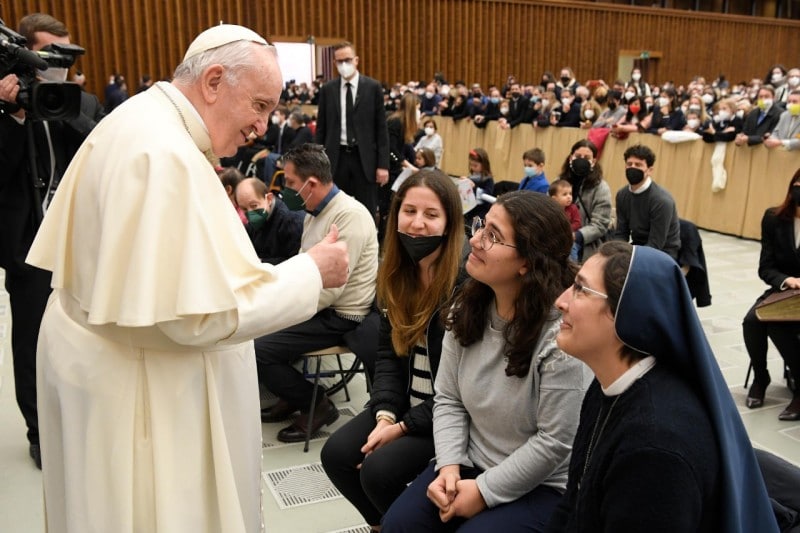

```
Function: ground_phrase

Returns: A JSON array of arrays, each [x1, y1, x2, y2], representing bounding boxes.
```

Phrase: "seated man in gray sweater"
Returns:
[[257, 144, 379, 443], [613, 144, 680, 261]]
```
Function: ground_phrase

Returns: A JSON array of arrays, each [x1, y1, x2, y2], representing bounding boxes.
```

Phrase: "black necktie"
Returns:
[[345, 82, 355, 146]]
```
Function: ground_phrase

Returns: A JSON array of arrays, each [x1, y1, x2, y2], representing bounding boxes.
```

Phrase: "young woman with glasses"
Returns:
[[382, 191, 589, 532]]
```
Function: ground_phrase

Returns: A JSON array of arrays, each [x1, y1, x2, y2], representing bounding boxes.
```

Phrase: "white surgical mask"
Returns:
[[500, 106, 509, 115], [561, 98, 571, 108], [37, 67, 68, 83], [540, 99, 550, 109], [735, 109, 745, 119], [788, 76, 800, 87], [337, 62, 356, 79], [271, 115, 280, 125], [771, 73, 783, 84], [424, 126, 435, 136], [624, 91, 635, 100], [701, 94, 714, 104], [425, 91, 434, 99], [584, 109, 595, 119], [687, 118, 700, 129], [632, 73, 641, 81], [717, 110, 731, 122]]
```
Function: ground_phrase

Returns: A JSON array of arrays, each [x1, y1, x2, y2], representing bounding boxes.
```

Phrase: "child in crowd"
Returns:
[[402, 147, 437, 174], [549, 178, 582, 261], [217, 166, 247, 224], [518, 147, 548, 193], [461, 147, 495, 220]]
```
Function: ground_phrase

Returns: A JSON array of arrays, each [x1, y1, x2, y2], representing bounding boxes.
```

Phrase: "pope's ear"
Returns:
[[199, 64, 225, 104]]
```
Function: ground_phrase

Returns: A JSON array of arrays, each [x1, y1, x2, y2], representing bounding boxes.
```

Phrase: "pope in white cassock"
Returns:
[[25, 25, 349, 533]]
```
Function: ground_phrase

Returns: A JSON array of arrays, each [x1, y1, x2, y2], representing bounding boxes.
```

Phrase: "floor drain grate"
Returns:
[[263, 462, 342, 509]]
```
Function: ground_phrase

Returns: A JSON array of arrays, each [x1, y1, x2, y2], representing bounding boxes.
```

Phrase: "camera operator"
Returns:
[[0, 12, 104, 469]]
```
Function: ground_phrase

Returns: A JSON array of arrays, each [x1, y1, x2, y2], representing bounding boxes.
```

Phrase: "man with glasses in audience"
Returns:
[[315, 41, 389, 220]]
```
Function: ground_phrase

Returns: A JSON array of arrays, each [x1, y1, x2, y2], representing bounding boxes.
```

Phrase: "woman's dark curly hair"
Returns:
[[446, 191, 576, 377]]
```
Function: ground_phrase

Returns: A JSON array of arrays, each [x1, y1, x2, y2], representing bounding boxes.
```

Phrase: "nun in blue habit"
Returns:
[[547, 242, 778, 532]]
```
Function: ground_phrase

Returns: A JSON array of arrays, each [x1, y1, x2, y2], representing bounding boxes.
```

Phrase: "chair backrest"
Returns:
[[268, 169, 285, 194]]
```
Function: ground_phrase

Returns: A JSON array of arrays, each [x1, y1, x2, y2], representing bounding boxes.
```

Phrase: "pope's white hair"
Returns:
[[173, 40, 277, 86]]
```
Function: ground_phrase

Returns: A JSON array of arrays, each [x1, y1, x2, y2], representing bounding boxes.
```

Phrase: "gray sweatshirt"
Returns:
[[433, 305, 590, 507]]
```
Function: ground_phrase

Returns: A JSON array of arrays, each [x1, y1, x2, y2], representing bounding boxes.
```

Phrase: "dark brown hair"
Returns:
[[18, 13, 68, 46], [446, 191, 576, 377]]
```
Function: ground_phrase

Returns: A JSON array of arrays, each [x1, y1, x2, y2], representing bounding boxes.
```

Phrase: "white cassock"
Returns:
[[26, 82, 321, 533]]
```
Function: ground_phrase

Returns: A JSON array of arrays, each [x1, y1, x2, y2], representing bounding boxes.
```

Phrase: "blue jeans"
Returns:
[[382, 462, 561, 532]]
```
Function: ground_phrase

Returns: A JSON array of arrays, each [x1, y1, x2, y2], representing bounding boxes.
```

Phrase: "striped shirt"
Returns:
[[410, 340, 434, 407]]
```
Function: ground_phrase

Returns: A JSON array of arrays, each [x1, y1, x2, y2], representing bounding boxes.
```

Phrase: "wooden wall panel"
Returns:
[[1, 0, 798, 105]]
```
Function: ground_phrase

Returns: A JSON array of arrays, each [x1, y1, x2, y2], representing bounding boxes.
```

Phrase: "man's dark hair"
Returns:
[[623, 144, 656, 167], [281, 144, 332, 184], [18, 13, 68, 47]]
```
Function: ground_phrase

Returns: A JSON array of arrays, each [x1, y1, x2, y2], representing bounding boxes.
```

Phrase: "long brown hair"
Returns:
[[446, 191, 576, 377], [378, 170, 464, 355], [390, 92, 419, 144], [773, 167, 800, 222]]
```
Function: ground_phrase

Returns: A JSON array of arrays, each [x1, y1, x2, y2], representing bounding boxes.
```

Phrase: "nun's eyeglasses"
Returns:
[[572, 281, 608, 300]]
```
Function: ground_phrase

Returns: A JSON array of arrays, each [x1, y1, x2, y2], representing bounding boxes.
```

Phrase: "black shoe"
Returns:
[[29, 444, 41, 470], [261, 398, 297, 423], [778, 397, 800, 421], [746, 379, 770, 409], [277, 398, 339, 443]]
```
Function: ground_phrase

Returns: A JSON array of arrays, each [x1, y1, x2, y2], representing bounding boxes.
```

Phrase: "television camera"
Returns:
[[0, 17, 84, 120]]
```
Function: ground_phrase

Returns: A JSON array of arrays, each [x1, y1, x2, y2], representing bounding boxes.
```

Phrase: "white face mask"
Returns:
[[583, 109, 595, 119], [424, 127, 435, 136], [271, 115, 281, 125], [771, 73, 783, 84], [657, 97, 669, 108], [687, 118, 700, 129], [337, 61, 356, 79], [788, 76, 800, 87], [735, 109, 745, 119], [625, 91, 635, 101], [540, 99, 550, 109], [425, 91, 434, 99], [500, 106, 509, 115], [716, 110, 731, 122], [632, 73, 641, 81], [701, 94, 714, 104], [561, 98, 571, 108], [37, 67, 69, 83]]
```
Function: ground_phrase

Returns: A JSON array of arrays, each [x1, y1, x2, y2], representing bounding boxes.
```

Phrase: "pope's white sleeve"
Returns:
[[157, 254, 322, 346]]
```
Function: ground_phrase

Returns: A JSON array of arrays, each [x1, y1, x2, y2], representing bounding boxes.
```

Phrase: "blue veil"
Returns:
[[614, 246, 778, 533]]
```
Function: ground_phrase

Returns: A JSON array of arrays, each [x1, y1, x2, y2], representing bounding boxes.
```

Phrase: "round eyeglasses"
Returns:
[[471, 216, 517, 251]]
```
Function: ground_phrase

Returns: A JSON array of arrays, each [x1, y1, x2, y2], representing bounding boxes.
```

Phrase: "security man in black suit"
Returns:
[[0, 13, 104, 469], [315, 41, 389, 217]]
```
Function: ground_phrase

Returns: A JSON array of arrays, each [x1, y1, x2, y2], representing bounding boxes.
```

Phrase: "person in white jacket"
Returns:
[[26, 25, 348, 533]]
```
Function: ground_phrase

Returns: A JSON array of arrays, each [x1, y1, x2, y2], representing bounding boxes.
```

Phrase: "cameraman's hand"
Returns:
[[0, 74, 25, 119]]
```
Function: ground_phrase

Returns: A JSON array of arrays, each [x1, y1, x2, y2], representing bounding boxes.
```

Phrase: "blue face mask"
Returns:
[[523, 166, 540, 178], [490, 97, 500, 105]]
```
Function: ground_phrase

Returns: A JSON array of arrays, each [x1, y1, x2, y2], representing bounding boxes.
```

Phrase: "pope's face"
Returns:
[[207, 45, 282, 157]]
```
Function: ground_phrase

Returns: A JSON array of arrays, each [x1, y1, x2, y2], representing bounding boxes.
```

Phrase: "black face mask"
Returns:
[[791, 187, 800, 205], [561, 76, 571, 84], [570, 157, 592, 177], [398, 233, 444, 263], [511, 91, 520, 98], [625, 167, 646, 186], [608, 101, 617, 110]]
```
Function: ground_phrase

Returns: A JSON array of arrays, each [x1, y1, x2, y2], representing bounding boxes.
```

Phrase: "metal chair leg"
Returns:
[[304, 356, 322, 453]]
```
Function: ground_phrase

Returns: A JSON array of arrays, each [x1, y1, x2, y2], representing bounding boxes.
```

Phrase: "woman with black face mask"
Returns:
[[558, 140, 612, 261], [741, 168, 800, 422], [322, 170, 466, 532]]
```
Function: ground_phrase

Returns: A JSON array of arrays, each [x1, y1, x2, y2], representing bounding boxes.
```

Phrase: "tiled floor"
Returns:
[[1, 230, 798, 532]]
